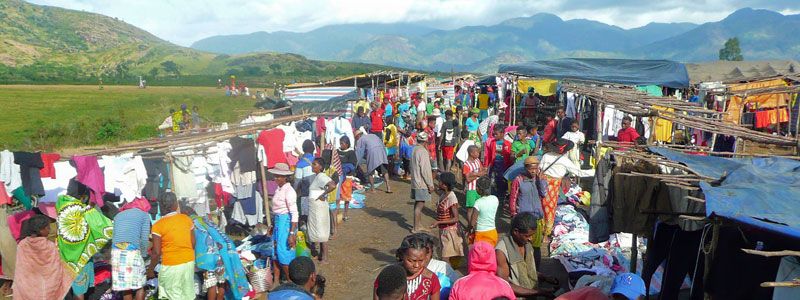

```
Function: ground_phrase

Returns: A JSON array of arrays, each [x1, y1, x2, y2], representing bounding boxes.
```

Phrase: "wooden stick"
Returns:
[[686, 196, 706, 203], [760, 280, 800, 288], [259, 150, 272, 228], [679, 215, 706, 221], [741, 249, 800, 257]]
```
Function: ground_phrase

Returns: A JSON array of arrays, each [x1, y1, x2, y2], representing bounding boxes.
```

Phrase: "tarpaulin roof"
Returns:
[[498, 58, 690, 88], [292, 90, 357, 113], [285, 87, 355, 102], [650, 147, 800, 239]]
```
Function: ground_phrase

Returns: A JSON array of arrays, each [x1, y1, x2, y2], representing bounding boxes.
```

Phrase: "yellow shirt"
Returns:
[[354, 100, 370, 114], [152, 213, 195, 266], [478, 94, 490, 110], [384, 124, 398, 148]]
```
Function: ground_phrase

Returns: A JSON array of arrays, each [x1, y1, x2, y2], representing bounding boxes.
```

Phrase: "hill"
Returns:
[[192, 8, 800, 72], [0, 0, 391, 85]]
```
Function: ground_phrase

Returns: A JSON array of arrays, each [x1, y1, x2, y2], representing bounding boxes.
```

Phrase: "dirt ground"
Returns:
[[314, 177, 570, 299]]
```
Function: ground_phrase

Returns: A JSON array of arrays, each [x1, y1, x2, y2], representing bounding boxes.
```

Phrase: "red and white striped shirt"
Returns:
[[463, 158, 482, 191]]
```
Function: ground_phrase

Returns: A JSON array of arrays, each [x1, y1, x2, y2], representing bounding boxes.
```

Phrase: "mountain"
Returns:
[[635, 8, 800, 61], [192, 13, 700, 72], [0, 0, 390, 84]]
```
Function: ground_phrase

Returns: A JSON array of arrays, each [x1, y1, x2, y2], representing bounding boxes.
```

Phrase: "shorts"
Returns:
[[370, 164, 388, 175], [442, 146, 455, 160], [440, 227, 465, 258], [465, 190, 480, 208], [411, 188, 431, 202]]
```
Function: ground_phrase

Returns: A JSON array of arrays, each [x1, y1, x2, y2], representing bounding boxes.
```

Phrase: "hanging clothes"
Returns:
[[41, 161, 78, 204], [228, 136, 257, 173], [71, 156, 106, 207], [141, 155, 168, 201], [171, 154, 198, 200], [1, 150, 22, 199], [13, 151, 45, 197], [39, 153, 61, 179], [601, 105, 625, 140], [256, 129, 288, 168], [652, 105, 674, 142], [326, 116, 355, 151]]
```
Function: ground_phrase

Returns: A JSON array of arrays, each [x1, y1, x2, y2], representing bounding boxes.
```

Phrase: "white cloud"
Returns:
[[26, 0, 800, 46]]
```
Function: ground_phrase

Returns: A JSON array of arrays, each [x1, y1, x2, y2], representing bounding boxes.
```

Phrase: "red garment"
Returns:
[[616, 127, 641, 144], [755, 110, 770, 128], [8, 210, 36, 241], [256, 129, 288, 168], [72, 155, 105, 207], [424, 127, 437, 159], [484, 136, 511, 168], [120, 197, 151, 213], [543, 119, 557, 143], [39, 153, 61, 179], [373, 269, 441, 300], [370, 109, 384, 133], [555, 287, 607, 300], [0, 183, 11, 206], [214, 183, 231, 208]]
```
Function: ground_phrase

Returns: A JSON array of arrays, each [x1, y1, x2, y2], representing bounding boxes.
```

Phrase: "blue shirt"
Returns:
[[112, 208, 151, 250], [465, 117, 479, 132]]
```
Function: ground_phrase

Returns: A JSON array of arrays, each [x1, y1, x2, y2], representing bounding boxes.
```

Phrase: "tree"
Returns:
[[160, 60, 180, 76], [719, 38, 744, 61], [149, 67, 159, 78]]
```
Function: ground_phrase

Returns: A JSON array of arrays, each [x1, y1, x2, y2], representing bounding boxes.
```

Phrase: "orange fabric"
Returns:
[[724, 79, 790, 124], [543, 175, 561, 235], [473, 229, 498, 246], [341, 178, 353, 202], [152, 213, 195, 266]]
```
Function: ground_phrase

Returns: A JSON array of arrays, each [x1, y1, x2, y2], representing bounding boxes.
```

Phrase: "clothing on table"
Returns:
[[158, 261, 195, 300], [71, 155, 106, 207], [473, 195, 498, 231], [449, 242, 516, 300], [355, 133, 389, 173], [510, 175, 546, 217], [39, 153, 61, 179], [307, 172, 332, 243], [56, 195, 113, 275], [13, 151, 45, 197], [13, 237, 75, 300], [152, 212, 195, 266]]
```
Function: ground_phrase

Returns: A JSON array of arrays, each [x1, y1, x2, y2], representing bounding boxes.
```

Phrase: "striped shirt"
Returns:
[[462, 159, 482, 191], [112, 208, 151, 250]]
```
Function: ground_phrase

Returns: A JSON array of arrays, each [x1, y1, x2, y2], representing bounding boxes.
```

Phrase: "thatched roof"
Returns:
[[686, 60, 800, 83]]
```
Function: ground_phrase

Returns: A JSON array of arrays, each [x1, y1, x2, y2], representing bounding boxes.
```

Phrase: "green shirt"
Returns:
[[511, 140, 532, 162], [426, 103, 434, 115]]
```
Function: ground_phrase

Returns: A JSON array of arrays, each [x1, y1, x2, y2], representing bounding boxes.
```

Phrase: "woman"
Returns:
[[193, 212, 250, 300], [539, 139, 594, 237], [465, 108, 482, 147], [307, 158, 337, 263], [111, 198, 151, 300], [13, 215, 74, 300], [396, 234, 441, 300], [270, 163, 299, 283]]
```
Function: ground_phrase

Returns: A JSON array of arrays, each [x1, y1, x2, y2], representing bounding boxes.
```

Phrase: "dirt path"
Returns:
[[315, 178, 569, 299]]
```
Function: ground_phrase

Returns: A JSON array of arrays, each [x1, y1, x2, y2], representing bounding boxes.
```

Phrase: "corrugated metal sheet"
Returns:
[[285, 87, 355, 102]]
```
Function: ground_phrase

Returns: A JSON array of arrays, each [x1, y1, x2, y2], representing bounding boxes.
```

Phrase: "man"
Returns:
[[146, 192, 195, 300], [370, 102, 385, 139], [355, 128, 392, 193], [191, 106, 201, 130], [449, 242, 516, 300], [496, 212, 556, 299], [439, 110, 460, 172], [269, 256, 318, 300], [352, 107, 372, 134], [354, 98, 370, 116], [410, 132, 435, 233], [556, 108, 572, 138], [616, 116, 640, 144]]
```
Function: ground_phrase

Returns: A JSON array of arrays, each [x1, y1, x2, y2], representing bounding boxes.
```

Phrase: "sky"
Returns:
[[28, 0, 800, 46]]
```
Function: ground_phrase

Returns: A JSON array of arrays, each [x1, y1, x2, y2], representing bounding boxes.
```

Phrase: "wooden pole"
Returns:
[[704, 219, 721, 300], [259, 158, 272, 228], [630, 234, 638, 273]]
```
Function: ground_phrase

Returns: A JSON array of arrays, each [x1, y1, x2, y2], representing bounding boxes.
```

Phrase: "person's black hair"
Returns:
[[622, 115, 633, 122], [385, 116, 394, 124], [288, 256, 316, 285], [427, 115, 437, 122], [517, 126, 527, 132], [302, 139, 315, 154], [395, 234, 429, 261], [179, 202, 197, 216], [442, 90, 447, 94], [438, 172, 456, 191], [376, 264, 407, 298], [312, 157, 326, 169], [492, 297, 512, 300], [20, 215, 50, 239], [340, 136, 351, 148], [493, 125, 505, 133], [527, 125, 537, 132], [467, 145, 479, 154], [461, 129, 469, 139], [159, 192, 178, 213], [476, 176, 492, 196], [445, 110, 454, 117], [511, 212, 538, 234], [414, 232, 436, 253], [356, 106, 364, 113]]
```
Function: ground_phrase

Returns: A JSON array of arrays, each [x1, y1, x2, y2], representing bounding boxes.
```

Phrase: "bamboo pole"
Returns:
[[741, 249, 800, 257]]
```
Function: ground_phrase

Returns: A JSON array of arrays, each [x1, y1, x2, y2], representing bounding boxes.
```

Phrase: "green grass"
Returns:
[[0, 85, 257, 151]]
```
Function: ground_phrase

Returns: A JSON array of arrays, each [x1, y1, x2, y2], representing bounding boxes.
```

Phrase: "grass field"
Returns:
[[0, 85, 258, 151]]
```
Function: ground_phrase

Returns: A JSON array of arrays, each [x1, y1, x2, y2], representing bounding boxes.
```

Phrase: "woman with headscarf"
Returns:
[[13, 215, 74, 300], [307, 158, 337, 263]]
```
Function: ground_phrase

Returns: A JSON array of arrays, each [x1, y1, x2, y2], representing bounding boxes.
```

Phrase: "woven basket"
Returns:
[[247, 261, 272, 293]]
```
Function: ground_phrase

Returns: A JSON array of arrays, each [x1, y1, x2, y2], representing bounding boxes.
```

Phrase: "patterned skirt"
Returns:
[[111, 244, 146, 291], [543, 175, 561, 235]]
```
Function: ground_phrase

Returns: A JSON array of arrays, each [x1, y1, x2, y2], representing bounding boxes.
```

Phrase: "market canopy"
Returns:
[[498, 58, 690, 88], [292, 90, 357, 113], [650, 147, 800, 239]]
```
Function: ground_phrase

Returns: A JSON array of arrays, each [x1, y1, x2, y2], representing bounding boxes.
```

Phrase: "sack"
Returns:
[[295, 231, 311, 257]]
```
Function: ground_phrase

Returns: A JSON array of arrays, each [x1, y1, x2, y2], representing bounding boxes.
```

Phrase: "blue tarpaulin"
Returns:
[[498, 58, 690, 88], [649, 147, 800, 239]]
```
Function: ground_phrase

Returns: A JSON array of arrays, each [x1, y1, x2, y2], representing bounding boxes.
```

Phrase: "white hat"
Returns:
[[417, 131, 429, 142], [268, 163, 294, 176]]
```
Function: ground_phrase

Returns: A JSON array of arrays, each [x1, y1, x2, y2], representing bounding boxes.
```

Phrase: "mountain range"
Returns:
[[0, 0, 389, 84], [192, 8, 800, 73]]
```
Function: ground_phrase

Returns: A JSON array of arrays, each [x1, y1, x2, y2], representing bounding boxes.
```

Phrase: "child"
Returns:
[[338, 137, 357, 222], [527, 124, 541, 156], [469, 177, 499, 246], [430, 172, 464, 264], [561, 121, 585, 166], [462, 145, 487, 225], [485, 125, 511, 198], [511, 126, 532, 163]]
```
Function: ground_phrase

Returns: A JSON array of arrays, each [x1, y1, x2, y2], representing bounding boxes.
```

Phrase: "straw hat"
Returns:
[[417, 131, 429, 142], [268, 163, 294, 176]]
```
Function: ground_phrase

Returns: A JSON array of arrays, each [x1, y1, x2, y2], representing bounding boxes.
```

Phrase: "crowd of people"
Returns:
[[158, 103, 203, 133]]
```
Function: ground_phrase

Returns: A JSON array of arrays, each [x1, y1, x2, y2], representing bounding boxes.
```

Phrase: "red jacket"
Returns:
[[617, 127, 641, 144], [543, 119, 557, 143], [369, 109, 384, 133], [484, 136, 511, 169]]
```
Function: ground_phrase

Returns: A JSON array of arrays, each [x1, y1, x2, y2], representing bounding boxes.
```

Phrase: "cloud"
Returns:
[[26, 0, 800, 46]]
